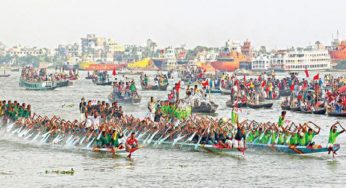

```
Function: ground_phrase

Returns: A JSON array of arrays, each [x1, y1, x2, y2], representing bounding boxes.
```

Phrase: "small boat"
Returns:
[[56, 80, 73, 88], [10, 68, 20, 72], [141, 82, 169, 91], [93, 79, 112, 86], [279, 89, 291, 97], [300, 106, 312, 114], [192, 101, 218, 113], [312, 108, 326, 115], [220, 87, 232, 95], [206, 88, 221, 94], [226, 100, 247, 108], [247, 102, 273, 109], [247, 143, 340, 155], [327, 111, 346, 117], [108, 93, 141, 104], [118, 71, 143, 75], [19, 78, 57, 90], [0, 70, 10, 77], [85, 75, 96, 80], [290, 106, 301, 112], [280, 104, 291, 110], [0, 74, 10, 77]]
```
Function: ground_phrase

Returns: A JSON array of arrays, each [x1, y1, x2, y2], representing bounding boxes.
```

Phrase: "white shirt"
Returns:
[[91, 116, 100, 129]]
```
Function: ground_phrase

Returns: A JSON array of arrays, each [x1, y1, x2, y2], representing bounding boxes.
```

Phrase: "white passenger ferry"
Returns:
[[270, 42, 331, 71]]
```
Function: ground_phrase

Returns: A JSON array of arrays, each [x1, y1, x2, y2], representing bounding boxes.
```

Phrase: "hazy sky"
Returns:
[[1, 0, 345, 49]]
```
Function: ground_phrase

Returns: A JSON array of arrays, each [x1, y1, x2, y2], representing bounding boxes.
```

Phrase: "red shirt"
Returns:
[[126, 137, 138, 145]]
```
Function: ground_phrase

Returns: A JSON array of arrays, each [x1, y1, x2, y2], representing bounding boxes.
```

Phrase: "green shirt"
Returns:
[[278, 116, 284, 127], [328, 131, 341, 144], [290, 133, 298, 145], [298, 135, 307, 146], [231, 111, 238, 124], [305, 132, 316, 143], [246, 132, 255, 143]]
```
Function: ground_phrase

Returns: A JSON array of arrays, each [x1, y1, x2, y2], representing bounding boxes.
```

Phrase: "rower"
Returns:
[[305, 126, 320, 147], [126, 132, 138, 158]]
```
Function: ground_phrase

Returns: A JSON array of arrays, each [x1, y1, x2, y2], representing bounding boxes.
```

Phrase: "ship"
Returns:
[[210, 40, 249, 72], [330, 40, 346, 60], [127, 58, 158, 70], [329, 40, 346, 69], [152, 47, 177, 70], [79, 61, 126, 71]]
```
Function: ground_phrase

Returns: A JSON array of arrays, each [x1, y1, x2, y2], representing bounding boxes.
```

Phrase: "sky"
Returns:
[[1, 0, 346, 49]]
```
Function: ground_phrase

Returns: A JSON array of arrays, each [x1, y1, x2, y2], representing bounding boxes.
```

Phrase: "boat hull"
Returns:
[[226, 100, 247, 108], [279, 89, 291, 97], [210, 60, 239, 72], [247, 143, 340, 155], [108, 94, 141, 104], [19, 78, 57, 90], [327, 111, 346, 117], [141, 83, 168, 91], [247, 102, 273, 109], [312, 108, 326, 115], [192, 101, 218, 113]]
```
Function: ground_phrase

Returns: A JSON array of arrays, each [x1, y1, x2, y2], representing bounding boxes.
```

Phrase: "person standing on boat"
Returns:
[[126, 132, 138, 158], [328, 122, 345, 157], [148, 97, 156, 121], [278, 111, 286, 127], [234, 121, 246, 151]]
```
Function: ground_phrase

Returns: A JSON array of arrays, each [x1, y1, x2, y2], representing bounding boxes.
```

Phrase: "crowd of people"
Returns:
[[140, 73, 169, 87], [0, 100, 31, 123], [21, 66, 78, 82], [111, 80, 139, 99]]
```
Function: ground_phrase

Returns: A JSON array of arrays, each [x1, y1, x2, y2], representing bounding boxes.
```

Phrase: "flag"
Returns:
[[202, 79, 209, 87], [261, 80, 266, 88], [175, 81, 181, 91], [304, 69, 309, 78], [313, 73, 319, 81], [290, 83, 295, 91], [112, 67, 116, 76]]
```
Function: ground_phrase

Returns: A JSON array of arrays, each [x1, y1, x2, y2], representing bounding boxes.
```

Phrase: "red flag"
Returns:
[[313, 73, 319, 81], [175, 81, 181, 91], [304, 69, 309, 78], [202, 79, 208, 87], [112, 67, 116, 76], [261, 80, 266, 88], [290, 83, 295, 91]]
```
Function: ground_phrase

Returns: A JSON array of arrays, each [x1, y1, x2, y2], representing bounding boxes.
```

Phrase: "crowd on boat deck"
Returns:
[[93, 71, 110, 83], [111, 80, 139, 97], [0, 100, 31, 122], [140, 73, 168, 87], [79, 98, 124, 123], [21, 66, 77, 82]]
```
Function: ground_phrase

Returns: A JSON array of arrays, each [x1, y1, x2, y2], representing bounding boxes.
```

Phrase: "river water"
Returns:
[[0, 71, 346, 187]]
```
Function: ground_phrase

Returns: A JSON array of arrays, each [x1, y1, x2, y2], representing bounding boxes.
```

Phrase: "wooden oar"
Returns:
[[194, 123, 210, 150]]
